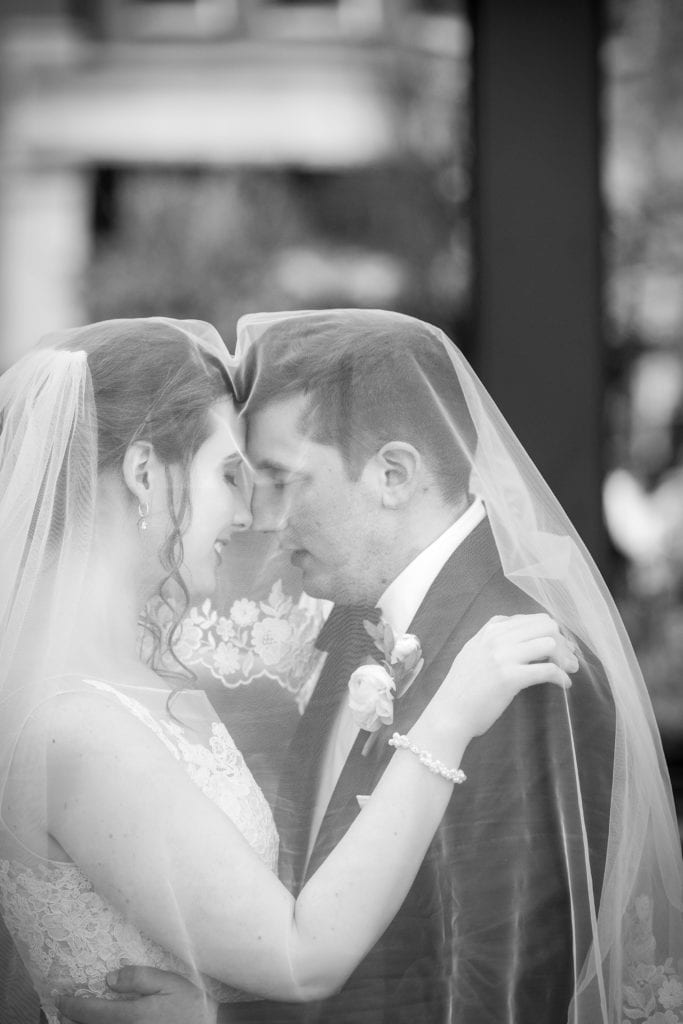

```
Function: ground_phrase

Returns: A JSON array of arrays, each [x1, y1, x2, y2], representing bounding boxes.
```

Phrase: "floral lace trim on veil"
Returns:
[[623, 894, 683, 1023], [141, 581, 327, 712]]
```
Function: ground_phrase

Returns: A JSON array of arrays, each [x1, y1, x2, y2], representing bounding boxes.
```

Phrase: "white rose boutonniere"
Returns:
[[389, 632, 422, 673], [347, 618, 424, 738], [348, 664, 395, 733]]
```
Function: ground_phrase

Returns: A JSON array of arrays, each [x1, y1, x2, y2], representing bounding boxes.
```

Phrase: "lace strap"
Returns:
[[81, 679, 181, 761]]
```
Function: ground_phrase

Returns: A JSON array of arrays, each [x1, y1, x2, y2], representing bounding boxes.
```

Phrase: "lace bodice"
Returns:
[[0, 679, 279, 1023]]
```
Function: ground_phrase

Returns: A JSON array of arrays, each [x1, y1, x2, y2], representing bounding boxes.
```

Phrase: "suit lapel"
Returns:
[[395, 516, 501, 727], [306, 518, 502, 879]]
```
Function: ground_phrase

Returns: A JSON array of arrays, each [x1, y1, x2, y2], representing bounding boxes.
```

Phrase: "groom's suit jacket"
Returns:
[[225, 518, 615, 1024]]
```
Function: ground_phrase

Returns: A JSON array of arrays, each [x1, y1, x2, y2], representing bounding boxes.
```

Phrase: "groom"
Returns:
[[58, 311, 615, 1024]]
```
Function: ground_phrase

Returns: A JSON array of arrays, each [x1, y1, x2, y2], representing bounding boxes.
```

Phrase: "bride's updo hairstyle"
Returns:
[[64, 319, 228, 477]]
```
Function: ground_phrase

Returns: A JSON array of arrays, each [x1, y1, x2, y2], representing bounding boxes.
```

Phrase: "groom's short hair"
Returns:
[[237, 310, 476, 504]]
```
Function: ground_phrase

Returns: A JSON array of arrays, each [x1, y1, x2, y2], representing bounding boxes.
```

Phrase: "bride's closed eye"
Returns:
[[222, 455, 246, 489]]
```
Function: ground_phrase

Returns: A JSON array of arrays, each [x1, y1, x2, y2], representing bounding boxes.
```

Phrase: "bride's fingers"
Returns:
[[515, 661, 574, 690], [517, 636, 580, 672], [485, 615, 580, 668], [495, 612, 561, 643]]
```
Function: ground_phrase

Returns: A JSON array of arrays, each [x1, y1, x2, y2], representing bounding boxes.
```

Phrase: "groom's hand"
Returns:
[[57, 966, 218, 1024]]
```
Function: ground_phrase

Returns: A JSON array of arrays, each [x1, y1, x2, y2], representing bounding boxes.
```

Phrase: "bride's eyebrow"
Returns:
[[221, 454, 243, 472]]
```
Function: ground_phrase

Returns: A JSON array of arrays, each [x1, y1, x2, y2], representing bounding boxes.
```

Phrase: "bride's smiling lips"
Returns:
[[213, 536, 230, 564]]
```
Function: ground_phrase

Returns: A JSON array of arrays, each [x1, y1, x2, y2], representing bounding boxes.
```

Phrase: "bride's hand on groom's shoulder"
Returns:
[[438, 613, 580, 741], [57, 966, 218, 1024]]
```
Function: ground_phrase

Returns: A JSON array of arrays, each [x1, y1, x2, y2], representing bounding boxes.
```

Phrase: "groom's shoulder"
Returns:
[[460, 564, 543, 625]]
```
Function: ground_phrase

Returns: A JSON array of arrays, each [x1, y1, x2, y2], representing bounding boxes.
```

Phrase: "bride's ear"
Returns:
[[122, 441, 159, 506], [374, 442, 422, 509]]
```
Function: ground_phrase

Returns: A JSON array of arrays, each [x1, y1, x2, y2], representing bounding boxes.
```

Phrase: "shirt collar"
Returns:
[[377, 499, 486, 636]]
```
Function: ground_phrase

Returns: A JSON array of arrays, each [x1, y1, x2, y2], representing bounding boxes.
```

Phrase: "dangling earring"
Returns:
[[137, 501, 149, 532]]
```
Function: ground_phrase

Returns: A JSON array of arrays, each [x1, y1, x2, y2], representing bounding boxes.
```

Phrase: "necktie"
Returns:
[[276, 603, 380, 892], [313, 603, 381, 696]]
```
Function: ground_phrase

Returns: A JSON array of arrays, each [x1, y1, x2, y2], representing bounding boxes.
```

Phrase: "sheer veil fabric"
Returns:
[[0, 316, 335, 1022], [0, 318, 241, 796], [232, 309, 683, 1024], [0, 310, 681, 1024], [0, 318, 273, 1019]]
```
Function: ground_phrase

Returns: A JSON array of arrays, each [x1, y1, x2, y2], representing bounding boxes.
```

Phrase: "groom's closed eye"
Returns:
[[268, 476, 289, 492], [255, 469, 302, 491]]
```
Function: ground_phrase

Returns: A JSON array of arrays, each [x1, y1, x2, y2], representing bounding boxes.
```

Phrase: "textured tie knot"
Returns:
[[315, 604, 381, 658]]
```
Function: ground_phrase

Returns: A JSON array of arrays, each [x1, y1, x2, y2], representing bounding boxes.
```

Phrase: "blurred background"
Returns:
[[0, 0, 682, 826]]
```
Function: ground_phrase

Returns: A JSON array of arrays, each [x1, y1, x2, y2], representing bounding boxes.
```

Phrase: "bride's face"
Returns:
[[178, 399, 251, 598]]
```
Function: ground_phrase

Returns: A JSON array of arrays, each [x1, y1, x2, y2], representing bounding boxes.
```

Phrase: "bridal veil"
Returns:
[[0, 318, 258, 1019], [0, 310, 681, 1023]]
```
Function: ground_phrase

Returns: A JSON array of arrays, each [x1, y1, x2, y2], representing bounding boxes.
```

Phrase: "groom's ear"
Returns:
[[374, 442, 422, 509]]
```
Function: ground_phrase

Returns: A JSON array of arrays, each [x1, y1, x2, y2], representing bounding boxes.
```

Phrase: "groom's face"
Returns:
[[246, 393, 385, 605]]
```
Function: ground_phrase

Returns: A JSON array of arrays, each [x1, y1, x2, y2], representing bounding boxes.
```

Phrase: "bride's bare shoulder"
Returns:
[[22, 673, 167, 755]]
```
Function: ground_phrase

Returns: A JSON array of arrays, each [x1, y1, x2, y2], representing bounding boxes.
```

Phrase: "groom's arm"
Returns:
[[57, 968, 297, 1024], [57, 968, 219, 1024], [0, 919, 42, 1024]]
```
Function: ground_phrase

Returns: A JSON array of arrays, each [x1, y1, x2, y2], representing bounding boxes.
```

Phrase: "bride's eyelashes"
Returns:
[[222, 456, 244, 488]]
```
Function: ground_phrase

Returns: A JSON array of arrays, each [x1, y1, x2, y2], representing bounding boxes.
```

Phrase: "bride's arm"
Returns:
[[44, 614, 574, 1002]]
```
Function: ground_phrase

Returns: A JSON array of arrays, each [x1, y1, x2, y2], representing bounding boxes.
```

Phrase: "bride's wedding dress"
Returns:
[[0, 678, 279, 1024]]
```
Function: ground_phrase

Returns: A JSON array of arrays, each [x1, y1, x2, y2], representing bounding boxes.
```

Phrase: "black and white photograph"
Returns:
[[1, 3, 682, 1023]]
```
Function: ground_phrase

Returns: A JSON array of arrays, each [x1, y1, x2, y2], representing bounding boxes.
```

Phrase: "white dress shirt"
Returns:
[[305, 499, 486, 864]]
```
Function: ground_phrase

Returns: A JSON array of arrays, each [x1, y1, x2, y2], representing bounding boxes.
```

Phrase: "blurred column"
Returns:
[[0, 165, 90, 364], [468, 0, 606, 568], [0, 13, 92, 365], [0, 25, 54, 1024]]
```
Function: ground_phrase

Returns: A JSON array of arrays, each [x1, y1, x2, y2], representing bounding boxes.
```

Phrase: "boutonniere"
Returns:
[[347, 619, 424, 752]]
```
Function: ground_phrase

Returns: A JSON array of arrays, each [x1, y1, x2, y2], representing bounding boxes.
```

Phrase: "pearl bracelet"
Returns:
[[388, 732, 467, 785]]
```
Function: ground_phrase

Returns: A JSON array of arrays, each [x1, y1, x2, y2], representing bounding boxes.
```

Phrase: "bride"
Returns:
[[0, 317, 577, 1024]]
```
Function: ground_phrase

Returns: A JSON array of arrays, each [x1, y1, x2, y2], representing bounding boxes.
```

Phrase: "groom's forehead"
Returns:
[[245, 399, 311, 466], [246, 394, 308, 444]]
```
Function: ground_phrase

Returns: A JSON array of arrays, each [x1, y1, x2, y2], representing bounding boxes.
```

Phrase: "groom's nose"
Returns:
[[250, 485, 287, 533]]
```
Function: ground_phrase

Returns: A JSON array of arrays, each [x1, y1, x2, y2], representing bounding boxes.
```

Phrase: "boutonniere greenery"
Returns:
[[347, 619, 424, 749]]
